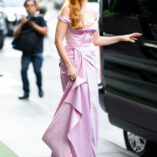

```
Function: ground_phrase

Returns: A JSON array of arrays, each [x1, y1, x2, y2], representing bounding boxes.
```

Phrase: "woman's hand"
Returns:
[[122, 33, 142, 43], [67, 66, 78, 81]]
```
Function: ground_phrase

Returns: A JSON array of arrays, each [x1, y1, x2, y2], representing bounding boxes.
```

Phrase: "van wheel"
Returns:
[[123, 130, 157, 157]]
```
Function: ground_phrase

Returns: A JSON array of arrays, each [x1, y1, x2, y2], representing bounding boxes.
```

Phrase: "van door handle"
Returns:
[[142, 41, 157, 49]]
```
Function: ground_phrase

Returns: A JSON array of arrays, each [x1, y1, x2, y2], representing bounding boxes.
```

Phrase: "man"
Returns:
[[14, 0, 47, 99]]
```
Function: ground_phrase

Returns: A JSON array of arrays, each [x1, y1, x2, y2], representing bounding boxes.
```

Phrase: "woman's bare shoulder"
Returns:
[[60, 5, 70, 17]]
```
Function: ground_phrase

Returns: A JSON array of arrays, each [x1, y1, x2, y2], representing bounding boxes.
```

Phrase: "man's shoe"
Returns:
[[18, 94, 29, 100], [39, 89, 44, 98]]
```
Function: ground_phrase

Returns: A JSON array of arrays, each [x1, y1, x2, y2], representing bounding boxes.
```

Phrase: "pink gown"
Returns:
[[42, 15, 99, 157]]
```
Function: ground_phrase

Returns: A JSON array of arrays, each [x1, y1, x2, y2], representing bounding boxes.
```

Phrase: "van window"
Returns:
[[137, 0, 157, 41], [88, 0, 98, 2], [101, 0, 157, 41], [103, 0, 139, 16]]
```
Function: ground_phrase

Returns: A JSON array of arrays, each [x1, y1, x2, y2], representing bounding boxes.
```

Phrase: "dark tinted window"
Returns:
[[102, 0, 157, 41], [102, 0, 139, 16], [137, 0, 157, 40], [88, 0, 98, 2]]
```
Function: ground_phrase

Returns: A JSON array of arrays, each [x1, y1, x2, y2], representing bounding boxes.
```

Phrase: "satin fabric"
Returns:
[[42, 15, 99, 157]]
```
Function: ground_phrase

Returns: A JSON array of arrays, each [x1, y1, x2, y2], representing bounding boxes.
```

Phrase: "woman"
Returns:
[[42, 0, 142, 157]]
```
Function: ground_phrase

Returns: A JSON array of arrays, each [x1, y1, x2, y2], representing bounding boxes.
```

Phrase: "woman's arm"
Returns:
[[93, 29, 142, 46], [54, 6, 78, 81]]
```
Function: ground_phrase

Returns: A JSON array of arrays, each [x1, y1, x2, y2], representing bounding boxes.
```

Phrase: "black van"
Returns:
[[99, 0, 157, 156]]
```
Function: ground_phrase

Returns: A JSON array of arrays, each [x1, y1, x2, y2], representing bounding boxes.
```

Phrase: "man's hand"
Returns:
[[20, 17, 29, 25], [28, 21, 47, 36], [28, 21, 35, 27], [13, 17, 28, 36]]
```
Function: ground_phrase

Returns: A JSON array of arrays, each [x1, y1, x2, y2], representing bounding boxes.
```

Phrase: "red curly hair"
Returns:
[[68, 0, 87, 29]]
